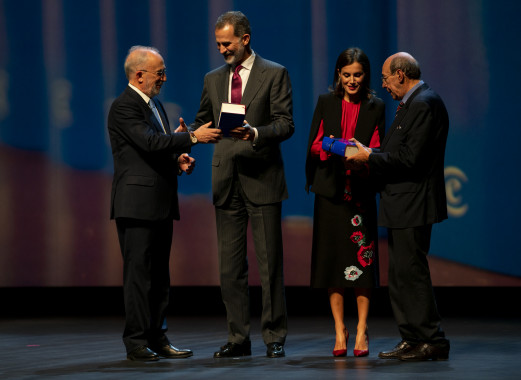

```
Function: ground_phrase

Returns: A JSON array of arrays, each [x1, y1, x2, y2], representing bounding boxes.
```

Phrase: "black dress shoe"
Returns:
[[213, 342, 252, 358], [399, 342, 449, 361], [266, 342, 285, 358], [149, 343, 193, 359], [127, 346, 160, 362], [378, 340, 416, 359]]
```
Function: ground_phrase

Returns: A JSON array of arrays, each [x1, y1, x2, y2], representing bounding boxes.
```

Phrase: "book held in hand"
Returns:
[[322, 136, 359, 157], [218, 102, 246, 137]]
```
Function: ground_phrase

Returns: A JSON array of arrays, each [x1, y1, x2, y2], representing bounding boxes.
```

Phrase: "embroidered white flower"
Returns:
[[351, 215, 362, 226], [344, 266, 363, 281]]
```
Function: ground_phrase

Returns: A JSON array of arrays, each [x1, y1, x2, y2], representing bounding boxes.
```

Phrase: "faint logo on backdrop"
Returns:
[[0, 70, 9, 120], [445, 166, 468, 217]]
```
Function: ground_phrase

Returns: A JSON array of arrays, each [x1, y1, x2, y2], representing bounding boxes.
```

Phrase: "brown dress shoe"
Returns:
[[127, 346, 160, 361], [399, 342, 450, 361], [378, 340, 416, 359], [149, 343, 193, 359]]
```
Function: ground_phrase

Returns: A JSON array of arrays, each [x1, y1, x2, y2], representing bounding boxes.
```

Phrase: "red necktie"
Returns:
[[231, 65, 243, 104]]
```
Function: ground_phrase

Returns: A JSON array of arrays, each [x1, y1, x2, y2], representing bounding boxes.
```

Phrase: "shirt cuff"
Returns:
[[251, 127, 259, 146]]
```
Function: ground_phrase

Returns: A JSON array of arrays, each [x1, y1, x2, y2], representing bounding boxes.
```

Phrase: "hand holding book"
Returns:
[[345, 138, 375, 169], [322, 136, 363, 157], [322, 136, 377, 170], [229, 122, 254, 141], [218, 102, 246, 137]]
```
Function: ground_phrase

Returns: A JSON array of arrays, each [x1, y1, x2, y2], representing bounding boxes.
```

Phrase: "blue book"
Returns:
[[322, 136, 359, 157], [218, 103, 246, 137]]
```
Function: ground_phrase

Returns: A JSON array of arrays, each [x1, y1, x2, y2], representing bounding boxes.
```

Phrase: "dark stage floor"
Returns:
[[1, 315, 521, 379]]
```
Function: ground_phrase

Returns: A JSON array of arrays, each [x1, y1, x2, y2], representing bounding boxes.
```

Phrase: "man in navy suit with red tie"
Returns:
[[108, 45, 221, 361], [348, 52, 450, 361]]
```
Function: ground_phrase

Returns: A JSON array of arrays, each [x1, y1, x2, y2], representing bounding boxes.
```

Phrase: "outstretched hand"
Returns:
[[175, 117, 188, 133], [193, 121, 222, 143]]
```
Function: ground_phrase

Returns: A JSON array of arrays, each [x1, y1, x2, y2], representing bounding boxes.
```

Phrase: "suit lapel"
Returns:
[[241, 56, 266, 108], [147, 100, 166, 134], [354, 98, 373, 145], [125, 87, 167, 134], [214, 66, 230, 104], [381, 84, 427, 149], [312, 95, 342, 142], [212, 56, 266, 108], [155, 99, 171, 134], [381, 108, 407, 149], [329, 96, 342, 137]]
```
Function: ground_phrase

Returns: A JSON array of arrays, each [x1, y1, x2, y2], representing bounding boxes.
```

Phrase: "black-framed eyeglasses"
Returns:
[[138, 68, 167, 77]]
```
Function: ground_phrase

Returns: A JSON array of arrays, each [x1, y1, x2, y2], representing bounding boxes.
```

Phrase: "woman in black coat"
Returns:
[[305, 47, 385, 357]]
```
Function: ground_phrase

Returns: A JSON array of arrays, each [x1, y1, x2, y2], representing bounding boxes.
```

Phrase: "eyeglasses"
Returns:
[[381, 72, 395, 83], [138, 68, 167, 78]]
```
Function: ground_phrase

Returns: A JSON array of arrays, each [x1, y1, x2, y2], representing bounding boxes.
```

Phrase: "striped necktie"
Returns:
[[395, 101, 405, 116]]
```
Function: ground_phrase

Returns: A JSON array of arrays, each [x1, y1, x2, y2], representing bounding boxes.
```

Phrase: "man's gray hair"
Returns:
[[124, 45, 160, 80], [390, 54, 421, 79]]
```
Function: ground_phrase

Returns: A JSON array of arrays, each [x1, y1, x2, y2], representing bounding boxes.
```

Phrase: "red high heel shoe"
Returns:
[[353, 329, 369, 357], [332, 330, 349, 357]]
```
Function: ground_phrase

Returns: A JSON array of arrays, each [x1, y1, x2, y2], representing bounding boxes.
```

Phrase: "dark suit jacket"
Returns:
[[108, 86, 192, 221], [305, 93, 386, 200], [192, 55, 295, 206], [369, 83, 449, 228]]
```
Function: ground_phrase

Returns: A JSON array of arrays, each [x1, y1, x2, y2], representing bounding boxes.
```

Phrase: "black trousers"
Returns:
[[387, 225, 449, 346], [215, 179, 287, 345], [116, 217, 173, 353]]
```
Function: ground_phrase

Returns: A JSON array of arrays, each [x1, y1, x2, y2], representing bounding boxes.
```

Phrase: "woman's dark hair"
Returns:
[[331, 47, 373, 99]]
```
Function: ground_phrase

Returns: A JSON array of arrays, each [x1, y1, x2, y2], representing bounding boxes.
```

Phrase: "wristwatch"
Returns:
[[189, 132, 198, 145]]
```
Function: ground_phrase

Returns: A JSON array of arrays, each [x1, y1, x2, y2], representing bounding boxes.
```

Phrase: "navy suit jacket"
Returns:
[[108, 86, 192, 221], [369, 83, 449, 228], [191, 55, 295, 206]]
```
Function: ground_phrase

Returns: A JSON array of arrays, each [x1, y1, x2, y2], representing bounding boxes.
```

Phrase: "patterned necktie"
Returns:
[[149, 99, 167, 133], [231, 65, 243, 104], [395, 101, 405, 116]]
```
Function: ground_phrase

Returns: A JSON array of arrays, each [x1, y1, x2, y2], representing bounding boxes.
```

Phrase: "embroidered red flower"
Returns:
[[357, 242, 375, 267], [350, 231, 364, 245]]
